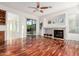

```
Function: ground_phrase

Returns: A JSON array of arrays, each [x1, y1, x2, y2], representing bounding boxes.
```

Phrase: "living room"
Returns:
[[0, 2, 79, 56]]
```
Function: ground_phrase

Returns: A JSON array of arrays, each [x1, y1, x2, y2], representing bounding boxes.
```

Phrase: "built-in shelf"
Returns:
[[0, 9, 6, 25]]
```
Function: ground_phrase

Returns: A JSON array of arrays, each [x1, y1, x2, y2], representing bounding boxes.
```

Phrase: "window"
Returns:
[[69, 14, 79, 33]]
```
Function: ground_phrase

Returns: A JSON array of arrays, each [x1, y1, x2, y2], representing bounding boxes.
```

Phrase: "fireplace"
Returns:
[[54, 30, 64, 39]]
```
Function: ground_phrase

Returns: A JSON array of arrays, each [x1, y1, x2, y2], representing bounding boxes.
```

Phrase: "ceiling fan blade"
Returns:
[[40, 10, 43, 13], [37, 2, 40, 8], [40, 6, 52, 9], [28, 7, 37, 9]]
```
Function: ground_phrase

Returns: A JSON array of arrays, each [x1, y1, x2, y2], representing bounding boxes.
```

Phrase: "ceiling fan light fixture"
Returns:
[[28, 2, 52, 13]]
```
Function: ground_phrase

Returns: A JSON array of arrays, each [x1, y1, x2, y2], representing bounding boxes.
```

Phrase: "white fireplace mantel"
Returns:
[[43, 25, 66, 39], [44, 25, 66, 29]]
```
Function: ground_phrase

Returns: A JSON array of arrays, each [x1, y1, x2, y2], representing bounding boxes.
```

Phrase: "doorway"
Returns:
[[27, 19, 36, 37]]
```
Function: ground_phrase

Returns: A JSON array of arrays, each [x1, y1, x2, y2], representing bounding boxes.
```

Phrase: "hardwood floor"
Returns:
[[0, 36, 79, 56]]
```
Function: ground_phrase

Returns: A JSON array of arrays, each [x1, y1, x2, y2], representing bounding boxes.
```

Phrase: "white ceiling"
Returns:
[[0, 2, 78, 17]]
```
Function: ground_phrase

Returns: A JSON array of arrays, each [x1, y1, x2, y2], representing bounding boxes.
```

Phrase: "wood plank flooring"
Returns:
[[0, 36, 79, 56]]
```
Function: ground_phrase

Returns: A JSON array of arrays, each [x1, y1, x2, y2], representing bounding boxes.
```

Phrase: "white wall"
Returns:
[[40, 11, 66, 36], [0, 4, 39, 42], [65, 6, 79, 41], [1, 3, 79, 41], [40, 6, 79, 41]]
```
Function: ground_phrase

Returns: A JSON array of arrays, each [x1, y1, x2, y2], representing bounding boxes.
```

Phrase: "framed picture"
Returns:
[[52, 14, 65, 24], [48, 21, 51, 24]]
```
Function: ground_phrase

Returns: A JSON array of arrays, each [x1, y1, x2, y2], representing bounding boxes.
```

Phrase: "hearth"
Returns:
[[54, 30, 64, 39]]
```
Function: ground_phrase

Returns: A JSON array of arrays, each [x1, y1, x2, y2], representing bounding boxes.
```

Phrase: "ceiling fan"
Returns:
[[28, 2, 52, 13]]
